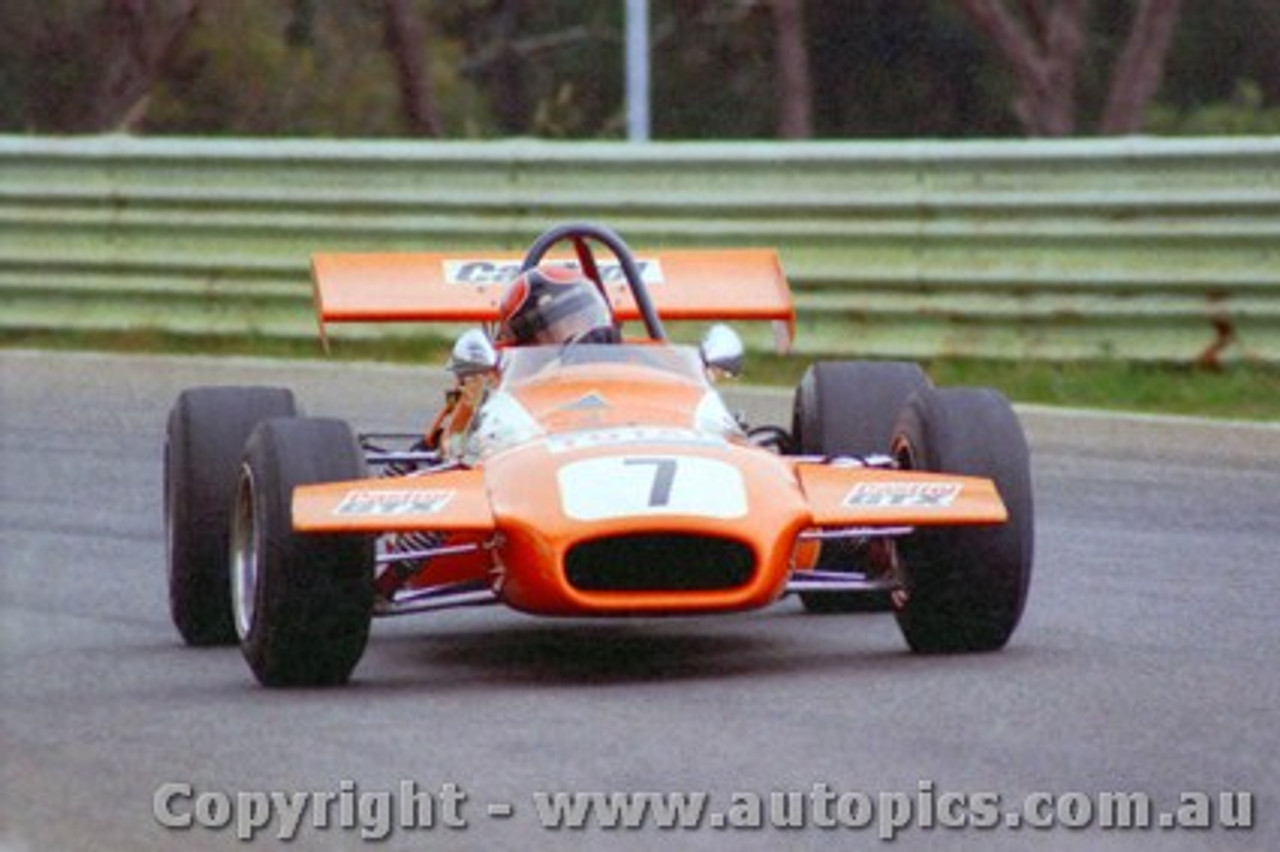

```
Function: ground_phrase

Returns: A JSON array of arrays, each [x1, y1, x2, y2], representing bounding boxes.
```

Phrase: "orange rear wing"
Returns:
[[311, 249, 797, 351]]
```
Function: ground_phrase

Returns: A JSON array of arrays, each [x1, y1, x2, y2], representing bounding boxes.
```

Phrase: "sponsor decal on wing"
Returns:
[[843, 481, 963, 509], [443, 259, 665, 286], [334, 489, 456, 517]]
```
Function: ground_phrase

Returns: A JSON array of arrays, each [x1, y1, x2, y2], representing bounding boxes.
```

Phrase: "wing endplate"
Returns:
[[796, 465, 1008, 528], [291, 469, 494, 534], [311, 248, 796, 351]]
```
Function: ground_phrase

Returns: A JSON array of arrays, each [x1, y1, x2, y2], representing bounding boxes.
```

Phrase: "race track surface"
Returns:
[[2, 351, 1277, 851]]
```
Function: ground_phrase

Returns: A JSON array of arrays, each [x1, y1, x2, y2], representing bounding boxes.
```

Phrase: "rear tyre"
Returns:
[[891, 387, 1034, 653], [165, 387, 296, 646], [232, 417, 374, 687], [791, 362, 930, 613]]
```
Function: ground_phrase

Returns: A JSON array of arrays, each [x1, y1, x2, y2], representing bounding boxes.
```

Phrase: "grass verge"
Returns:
[[4, 328, 1278, 422]]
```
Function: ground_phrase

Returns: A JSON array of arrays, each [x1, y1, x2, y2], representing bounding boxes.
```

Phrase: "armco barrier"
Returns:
[[1, 135, 1277, 363]]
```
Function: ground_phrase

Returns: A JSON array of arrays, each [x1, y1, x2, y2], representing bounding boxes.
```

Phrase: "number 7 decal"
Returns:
[[624, 457, 677, 507], [557, 455, 748, 521]]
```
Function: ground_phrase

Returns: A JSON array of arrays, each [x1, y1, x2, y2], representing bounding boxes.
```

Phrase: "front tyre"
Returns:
[[232, 417, 374, 687], [165, 386, 296, 646], [891, 387, 1034, 653]]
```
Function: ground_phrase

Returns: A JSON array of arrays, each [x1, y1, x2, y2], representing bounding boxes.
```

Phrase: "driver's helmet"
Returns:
[[494, 265, 619, 346]]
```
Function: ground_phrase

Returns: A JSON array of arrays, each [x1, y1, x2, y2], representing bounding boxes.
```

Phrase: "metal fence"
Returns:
[[2, 134, 1278, 363]]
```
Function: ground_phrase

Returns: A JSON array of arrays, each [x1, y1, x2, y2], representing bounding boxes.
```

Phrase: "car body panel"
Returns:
[[291, 347, 1009, 617]]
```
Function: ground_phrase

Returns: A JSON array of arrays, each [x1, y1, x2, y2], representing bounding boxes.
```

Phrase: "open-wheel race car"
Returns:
[[165, 223, 1033, 687]]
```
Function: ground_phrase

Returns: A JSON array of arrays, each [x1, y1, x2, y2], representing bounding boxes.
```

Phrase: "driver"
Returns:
[[494, 265, 620, 346]]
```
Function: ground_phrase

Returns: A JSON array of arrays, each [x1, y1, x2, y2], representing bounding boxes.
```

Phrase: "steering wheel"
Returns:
[[519, 222, 667, 342]]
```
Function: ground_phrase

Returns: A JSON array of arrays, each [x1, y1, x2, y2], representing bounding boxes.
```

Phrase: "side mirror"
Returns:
[[700, 324, 744, 379], [447, 329, 498, 377]]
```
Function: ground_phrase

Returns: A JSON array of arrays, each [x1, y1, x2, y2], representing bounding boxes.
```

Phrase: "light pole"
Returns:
[[625, 0, 650, 141]]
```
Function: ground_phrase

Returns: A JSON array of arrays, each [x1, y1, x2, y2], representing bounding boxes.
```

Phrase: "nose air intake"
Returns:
[[565, 533, 756, 592]]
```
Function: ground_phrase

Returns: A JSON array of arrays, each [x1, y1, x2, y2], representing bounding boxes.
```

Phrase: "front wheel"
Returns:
[[891, 387, 1034, 653], [165, 386, 297, 646], [231, 417, 374, 687]]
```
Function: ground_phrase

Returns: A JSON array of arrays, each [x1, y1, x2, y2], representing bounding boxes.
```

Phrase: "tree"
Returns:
[[11, 0, 200, 132], [382, 0, 443, 136], [1147, 0, 1280, 134], [953, 0, 1090, 135], [954, 0, 1184, 136], [771, 0, 813, 138], [1099, 0, 1183, 132], [649, 2, 776, 138], [141, 0, 489, 137], [804, 2, 1010, 138], [2, 0, 1266, 139], [438, 1, 622, 137]]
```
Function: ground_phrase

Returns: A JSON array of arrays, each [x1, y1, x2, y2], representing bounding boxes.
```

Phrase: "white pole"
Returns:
[[625, 0, 651, 142]]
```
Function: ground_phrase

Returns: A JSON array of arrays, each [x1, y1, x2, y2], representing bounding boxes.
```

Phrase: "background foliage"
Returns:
[[0, 0, 1277, 139]]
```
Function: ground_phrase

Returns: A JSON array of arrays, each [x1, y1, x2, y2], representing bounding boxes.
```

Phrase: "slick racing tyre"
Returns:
[[891, 387, 1034, 653], [231, 417, 374, 687], [791, 361, 930, 613], [165, 386, 297, 646]]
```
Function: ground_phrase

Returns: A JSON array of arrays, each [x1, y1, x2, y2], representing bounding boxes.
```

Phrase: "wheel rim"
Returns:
[[229, 464, 259, 641]]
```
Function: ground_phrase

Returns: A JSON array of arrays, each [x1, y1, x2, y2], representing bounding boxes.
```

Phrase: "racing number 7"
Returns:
[[625, 457, 677, 507], [557, 454, 746, 521]]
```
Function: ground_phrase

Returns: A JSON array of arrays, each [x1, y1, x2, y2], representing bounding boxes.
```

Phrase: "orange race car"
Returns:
[[164, 223, 1033, 687]]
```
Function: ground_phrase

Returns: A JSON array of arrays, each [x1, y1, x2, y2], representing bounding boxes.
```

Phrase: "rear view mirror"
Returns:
[[700, 324, 744, 378], [447, 329, 498, 377]]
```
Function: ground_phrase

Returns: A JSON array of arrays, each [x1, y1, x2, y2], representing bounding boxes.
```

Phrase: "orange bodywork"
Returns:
[[293, 355, 1009, 618], [292, 247, 1010, 618]]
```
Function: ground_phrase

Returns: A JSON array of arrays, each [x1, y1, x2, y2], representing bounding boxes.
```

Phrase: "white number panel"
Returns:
[[556, 455, 748, 521]]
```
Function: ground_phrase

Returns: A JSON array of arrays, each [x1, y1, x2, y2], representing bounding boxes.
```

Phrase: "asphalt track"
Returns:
[[2, 350, 1278, 852]]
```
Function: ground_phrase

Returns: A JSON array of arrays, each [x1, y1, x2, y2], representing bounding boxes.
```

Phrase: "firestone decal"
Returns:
[[443, 259, 664, 286], [334, 489, 455, 517], [843, 481, 963, 509]]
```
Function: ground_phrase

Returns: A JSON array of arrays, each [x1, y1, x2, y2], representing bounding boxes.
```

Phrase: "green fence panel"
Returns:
[[1, 135, 1277, 362]]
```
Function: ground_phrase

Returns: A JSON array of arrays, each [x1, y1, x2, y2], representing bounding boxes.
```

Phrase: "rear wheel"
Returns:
[[791, 362, 930, 613], [232, 417, 374, 687], [891, 387, 1034, 653], [165, 387, 296, 646]]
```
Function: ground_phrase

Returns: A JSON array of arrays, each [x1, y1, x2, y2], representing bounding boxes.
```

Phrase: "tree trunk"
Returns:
[[771, 0, 813, 138], [29, 0, 200, 132], [383, 0, 442, 137], [1099, 0, 1183, 133], [955, 0, 1090, 136]]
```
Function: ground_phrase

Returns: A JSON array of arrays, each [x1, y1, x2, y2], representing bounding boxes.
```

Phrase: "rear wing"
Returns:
[[311, 249, 797, 352]]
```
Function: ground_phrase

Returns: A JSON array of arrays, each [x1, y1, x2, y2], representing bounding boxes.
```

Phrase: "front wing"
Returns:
[[292, 466, 1006, 535]]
